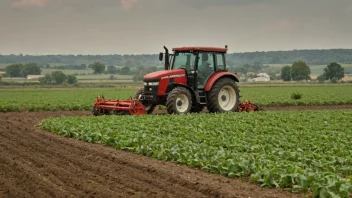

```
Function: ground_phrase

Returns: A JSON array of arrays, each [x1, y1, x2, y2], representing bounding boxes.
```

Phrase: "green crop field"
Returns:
[[76, 74, 133, 80], [40, 110, 352, 197], [41, 68, 92, 75], [240, 85, 352, 106], [0, 88, 136, 112], [0, 85, 351, 112]]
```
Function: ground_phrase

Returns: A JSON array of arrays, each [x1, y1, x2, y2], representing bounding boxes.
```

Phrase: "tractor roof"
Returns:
[[172, 46, 228, 53]]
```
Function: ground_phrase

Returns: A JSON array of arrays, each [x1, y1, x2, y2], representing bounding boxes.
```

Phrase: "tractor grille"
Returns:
[[143, 85, 158, 94]]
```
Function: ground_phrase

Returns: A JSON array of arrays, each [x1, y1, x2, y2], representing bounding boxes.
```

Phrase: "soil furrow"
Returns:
[[0, 111, 306, 198]]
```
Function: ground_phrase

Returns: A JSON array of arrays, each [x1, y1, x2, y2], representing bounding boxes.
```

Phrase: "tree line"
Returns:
[[281, 61, 345, 83], [1, 49, 351, 67]]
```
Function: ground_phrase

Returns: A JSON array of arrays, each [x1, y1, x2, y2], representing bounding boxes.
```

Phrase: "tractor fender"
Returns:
[[204, 72, 239, 92], [167, 83, 198, 104]]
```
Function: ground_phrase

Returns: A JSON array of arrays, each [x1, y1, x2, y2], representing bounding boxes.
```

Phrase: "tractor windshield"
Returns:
[[172, 52, 196, 72]]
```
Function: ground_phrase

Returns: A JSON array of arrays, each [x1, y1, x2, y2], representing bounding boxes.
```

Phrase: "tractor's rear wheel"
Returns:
[[206, 78, 239, 113], [134, 88, 156, 114], [166, 87, 192, 114]]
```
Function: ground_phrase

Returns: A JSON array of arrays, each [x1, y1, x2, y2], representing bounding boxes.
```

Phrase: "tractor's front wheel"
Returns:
[[166, 87, 192, 114], [207, 78, 239, 113], [134, 88, 156, 114]]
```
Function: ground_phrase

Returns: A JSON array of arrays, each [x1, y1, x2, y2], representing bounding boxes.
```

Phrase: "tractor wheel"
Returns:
[[206, 78, 239, 113], [134, 88, 156, 114], [92, 107, 101, 116], [166, 87, 192, 114]]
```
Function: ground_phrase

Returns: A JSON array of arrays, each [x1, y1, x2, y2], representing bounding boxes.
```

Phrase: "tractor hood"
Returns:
[[143, 69, 185, 81]]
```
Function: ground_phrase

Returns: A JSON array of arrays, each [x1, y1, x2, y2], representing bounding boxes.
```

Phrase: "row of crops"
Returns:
[[0, 85, 352, 112], [41, 110, 352, 197]]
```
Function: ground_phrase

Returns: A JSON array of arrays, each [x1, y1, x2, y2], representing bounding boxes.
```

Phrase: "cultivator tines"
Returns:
[[237, 100, 260, 112], [92, 94, 146, 116]]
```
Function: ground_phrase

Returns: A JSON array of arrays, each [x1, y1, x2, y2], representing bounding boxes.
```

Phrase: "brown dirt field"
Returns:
[[0, 111, 307, 198]]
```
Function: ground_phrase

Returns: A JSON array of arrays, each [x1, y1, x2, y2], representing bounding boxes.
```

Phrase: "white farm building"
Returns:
[[254, 73, 270, 82]]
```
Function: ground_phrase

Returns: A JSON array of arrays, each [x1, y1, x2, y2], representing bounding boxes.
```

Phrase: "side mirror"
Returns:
[[159, 52, 163, 61]]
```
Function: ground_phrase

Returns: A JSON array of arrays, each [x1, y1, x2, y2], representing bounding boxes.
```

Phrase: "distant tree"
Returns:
[[119, 66, 130, 75], [67, 75, 78, 84], [22, 62, 41, 77], [5, 64, 23, 78], [281, 65, 292, 81], [317, 73, 326, 83], [291, 60, 311, 81], [132, 66, 158, 82], [107, 66, 117, 74], [51, 71, 67, 84], [91, 62, 105, 74], [109, 75, 116, 80], [323, 62, 344, 82], [38, 74, 52, 84]]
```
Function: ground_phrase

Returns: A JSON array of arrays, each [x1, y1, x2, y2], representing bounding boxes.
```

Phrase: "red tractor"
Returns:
[[93, 45, 259, 116], [133, 45, 240, 114]]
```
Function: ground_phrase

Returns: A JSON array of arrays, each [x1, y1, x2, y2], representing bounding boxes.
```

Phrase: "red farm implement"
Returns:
[[92, 95, 146, 116], [92, 95, 260, 116]]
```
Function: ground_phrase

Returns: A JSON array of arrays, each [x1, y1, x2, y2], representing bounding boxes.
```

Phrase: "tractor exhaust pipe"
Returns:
[[163, 46, 169, 70], [159, 46, 170, 70]]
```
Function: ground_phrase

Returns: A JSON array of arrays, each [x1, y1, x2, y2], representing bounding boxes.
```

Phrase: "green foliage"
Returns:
[[323, 62, 345, 82], [0, 86, 352, 112], [67, 75, 78, 84], [91, 62, 106, 74], [107, 66, 118, 74], [1, 49, 352, 67], [22, 62, 41, 77], [41, 110, 352, 197], [239, 86, 352, 107], [291, 61, 311, 81], [119, 66, 131, 75], [5, 62, 42, 78], [5, 64, 23, 77], [233, 63, 265, 74], [281, 65, 292, 81], [51, 71, 67, 84], [291, 92, 302, 100], [38, 74, 52, 84], [132, 66, 158, 82], [0, 88, 136, 112], [317, 73, 326, 83]]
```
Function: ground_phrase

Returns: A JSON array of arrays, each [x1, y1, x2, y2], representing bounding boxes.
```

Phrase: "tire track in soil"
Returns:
[[0, 110, 310, 198]]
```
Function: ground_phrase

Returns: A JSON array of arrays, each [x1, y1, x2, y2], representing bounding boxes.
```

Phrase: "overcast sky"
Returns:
[[1, 0, 351, 55]]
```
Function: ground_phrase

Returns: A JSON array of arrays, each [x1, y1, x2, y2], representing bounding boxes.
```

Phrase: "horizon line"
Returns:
[[1, 48, 351, 56]]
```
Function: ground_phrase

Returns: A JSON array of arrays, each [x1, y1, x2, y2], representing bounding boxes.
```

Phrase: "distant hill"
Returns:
[[0, 49, 351, 67]]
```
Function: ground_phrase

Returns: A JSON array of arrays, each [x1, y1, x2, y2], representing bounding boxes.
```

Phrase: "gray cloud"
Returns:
[[0, 0, 351, 54]]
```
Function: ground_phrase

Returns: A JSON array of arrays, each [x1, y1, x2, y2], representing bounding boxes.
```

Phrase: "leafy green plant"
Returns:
[[41, 110, 352, 197], [291, 92, 303, 100]]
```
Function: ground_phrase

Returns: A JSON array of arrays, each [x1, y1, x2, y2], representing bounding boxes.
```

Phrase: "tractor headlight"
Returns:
[[143, 82, 159, 86], [149, 82, 159, 86]]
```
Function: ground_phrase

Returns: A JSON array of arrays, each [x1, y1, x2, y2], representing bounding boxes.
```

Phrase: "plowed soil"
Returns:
[[2, 105, 351, 198]]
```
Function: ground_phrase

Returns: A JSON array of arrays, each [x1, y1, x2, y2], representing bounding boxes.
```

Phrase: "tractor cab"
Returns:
[[166, 46, 228, 89], [136, 45, 240, 115]]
